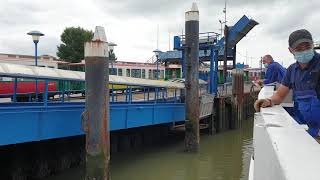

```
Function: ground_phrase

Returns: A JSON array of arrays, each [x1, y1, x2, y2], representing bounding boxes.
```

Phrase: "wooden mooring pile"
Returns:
[[213, 69, 259, 133]]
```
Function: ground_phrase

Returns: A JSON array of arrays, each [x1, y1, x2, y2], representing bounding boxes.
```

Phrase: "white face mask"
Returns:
[[293, 49, 315, 64]]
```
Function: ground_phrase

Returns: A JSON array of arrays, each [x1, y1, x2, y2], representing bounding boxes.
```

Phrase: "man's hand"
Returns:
[[256, 79, 263, 86], [254, 99, 272, 112]]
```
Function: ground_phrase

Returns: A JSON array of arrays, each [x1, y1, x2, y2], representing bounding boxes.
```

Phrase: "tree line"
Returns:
[[57, 27, 117, 63]]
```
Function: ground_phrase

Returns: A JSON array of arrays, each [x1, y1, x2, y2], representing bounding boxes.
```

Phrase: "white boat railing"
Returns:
[[251, 86, 320, 180]]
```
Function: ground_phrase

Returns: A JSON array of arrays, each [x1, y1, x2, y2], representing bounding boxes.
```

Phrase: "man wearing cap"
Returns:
[[254, 29, 320, 137], [255, 54, 286, 86]]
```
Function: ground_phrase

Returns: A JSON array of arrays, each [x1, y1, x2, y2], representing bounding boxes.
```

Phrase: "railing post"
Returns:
[[35, 79, 38, 102], [165, 88, 168, 99], [44, 79, 48, 107], [129, 86, 132, 104], [162, 88, 164, 100], [84, 26, 110, 180], [143, 87, 146, 102], [115, 91, 118, 102], [125, 86, 128, 102], [209, 48, 214, 94], [62, 81, 65, 103], [111, 84, 114, 102], [13, 78, 17, 103], [155, 87, 158, 104]]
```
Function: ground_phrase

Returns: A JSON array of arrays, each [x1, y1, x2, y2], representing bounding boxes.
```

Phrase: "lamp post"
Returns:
[[108, 42, 117, 74], [27, 30, 44, 102], [108, 42, 117, 102], [219, 20, 223, 37], [153, 49, 162, 80]]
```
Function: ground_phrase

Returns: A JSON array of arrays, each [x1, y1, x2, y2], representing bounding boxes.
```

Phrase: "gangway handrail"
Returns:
[[176, 32, 220, 46], [0, 63, 184, 89], [0, 63, 186, 104]]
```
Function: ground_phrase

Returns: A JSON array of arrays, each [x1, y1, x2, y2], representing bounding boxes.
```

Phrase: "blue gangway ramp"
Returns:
[[0, 63, 186, 146]]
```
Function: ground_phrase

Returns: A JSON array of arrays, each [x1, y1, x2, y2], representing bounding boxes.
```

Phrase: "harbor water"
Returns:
[[46, 119, 253, 180]]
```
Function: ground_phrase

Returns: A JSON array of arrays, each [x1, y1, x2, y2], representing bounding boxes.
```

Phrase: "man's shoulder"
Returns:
[[314, 52, 320, 65], [314, 52, 320, 59], [308, 52, 320, 71], [267, 62, 277, 69], [271, 61, 284, 68], [286, 63, 297, 73]]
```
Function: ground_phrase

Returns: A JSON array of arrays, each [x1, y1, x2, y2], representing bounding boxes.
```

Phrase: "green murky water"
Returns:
[[46, 119, 253, 180]]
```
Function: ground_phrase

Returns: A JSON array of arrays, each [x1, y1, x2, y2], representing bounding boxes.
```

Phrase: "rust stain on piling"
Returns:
[[81, 110, 89, 132], [100, 95, 109, 179], [84, 58, 109, 180]]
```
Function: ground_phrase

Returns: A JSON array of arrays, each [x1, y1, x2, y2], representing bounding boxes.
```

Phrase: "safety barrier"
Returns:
[[199, 94, 214, 119], [251, 86, 320, 180]]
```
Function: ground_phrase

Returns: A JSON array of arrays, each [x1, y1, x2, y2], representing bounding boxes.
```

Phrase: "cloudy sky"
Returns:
[[0, 0, 319, 67]]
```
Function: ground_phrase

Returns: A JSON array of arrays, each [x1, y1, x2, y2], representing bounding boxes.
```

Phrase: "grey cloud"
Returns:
[[92, 0, 277, 35], [38, 36, 61, 57], [0, 0, 319, 64], [94, 0, 280, 18], [264, 1, 319, 40], [0, 35, 59, 57], [93, 0, 186, 18], [201, 0, 279, 8], [0, 1, 43, 26]]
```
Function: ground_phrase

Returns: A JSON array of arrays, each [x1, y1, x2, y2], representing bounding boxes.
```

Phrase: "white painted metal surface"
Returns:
[[185, 3, 199, 21], [85, 26, 109, 57], [84, 42, 108, 58], [248, 157, 254, 180], [92, 26, 107, 42], [250, 86, 320, 180], [199, 94, 214, 118], [0, 63, 185, 89]]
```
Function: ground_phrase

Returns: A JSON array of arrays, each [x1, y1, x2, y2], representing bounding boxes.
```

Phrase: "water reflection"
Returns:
[[46, 119, 253, 180]]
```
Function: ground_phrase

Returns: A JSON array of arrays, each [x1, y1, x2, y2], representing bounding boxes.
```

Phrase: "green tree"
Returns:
[[57, 27, 93, 63]]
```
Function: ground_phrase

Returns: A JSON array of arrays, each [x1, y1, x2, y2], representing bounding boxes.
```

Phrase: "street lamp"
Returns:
[[108, 42, 117, 102], [108, 42, 117, 75], [27, 30, 44, 102], [108, 42, 117, 51], [219, 20, 223, 37], [27, 30, 44, 66], [153, 49, 162, 80]]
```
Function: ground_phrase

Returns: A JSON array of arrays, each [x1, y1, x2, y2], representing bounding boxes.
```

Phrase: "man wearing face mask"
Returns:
[[254, 29, 320, 137], [255, 54, 286, 86]]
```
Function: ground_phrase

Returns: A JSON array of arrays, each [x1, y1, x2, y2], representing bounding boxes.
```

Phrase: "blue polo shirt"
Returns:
[[282, 51, 320, 92], [264, 61, 286, 84]]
